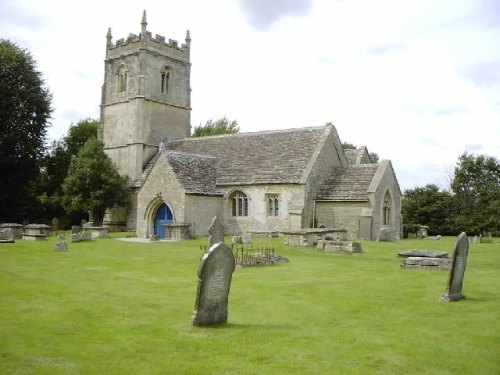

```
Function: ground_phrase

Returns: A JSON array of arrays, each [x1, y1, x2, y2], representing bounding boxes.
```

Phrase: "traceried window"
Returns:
[[267, 194, 279, 217], [383, 191, 391, 225], [117, 65, 127, 93], [230, 191, 248, 217], [161, 67, 171, 94]]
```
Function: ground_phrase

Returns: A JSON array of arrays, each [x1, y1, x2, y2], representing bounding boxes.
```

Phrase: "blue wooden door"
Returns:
[[154, 204, 173, 239]]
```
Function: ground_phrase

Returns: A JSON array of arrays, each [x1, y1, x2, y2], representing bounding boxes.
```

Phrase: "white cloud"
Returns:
[[0, 0, 498, 192]]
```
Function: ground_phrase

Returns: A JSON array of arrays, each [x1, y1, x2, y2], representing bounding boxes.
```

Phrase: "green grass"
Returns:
[[1, 234, 499, 374]]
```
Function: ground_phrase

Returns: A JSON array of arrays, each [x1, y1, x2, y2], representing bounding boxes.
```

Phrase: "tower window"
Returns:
[[230, 191, 248, 217], [267, 194, 279, 217], [161, 67, 171, 94], [117, 65, 127, 93]]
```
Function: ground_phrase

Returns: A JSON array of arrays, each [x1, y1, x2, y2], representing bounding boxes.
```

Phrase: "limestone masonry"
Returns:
[[100, 12, 402, 240]]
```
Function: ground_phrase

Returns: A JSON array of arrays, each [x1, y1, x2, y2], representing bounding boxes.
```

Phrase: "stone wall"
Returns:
[[367, 160, 402, 240], [219, 184, 306, 235], [185, 194, 222, 236], [315, 201, 370, 240], [135, 155, 186, 238], [302, 125, 347, 228]]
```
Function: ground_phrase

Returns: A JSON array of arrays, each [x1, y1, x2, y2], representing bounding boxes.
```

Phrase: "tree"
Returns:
[[450, 152, 500, 235], [192, 117, 239, 137], [62, 137, 129, 226], [0, 39, 52, 221], [36, 119, 98, 224], [401, 184, 453, 236]]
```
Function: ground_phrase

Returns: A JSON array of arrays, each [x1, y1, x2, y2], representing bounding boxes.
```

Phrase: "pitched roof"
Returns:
[[163, 126, 329, 185], [344, 147, 371, 164], [316, 164, 379, 201], [165, 151, 221, 195]]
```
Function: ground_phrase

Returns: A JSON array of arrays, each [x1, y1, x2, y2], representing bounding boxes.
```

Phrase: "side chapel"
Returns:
[[98, 13, 402, 240]]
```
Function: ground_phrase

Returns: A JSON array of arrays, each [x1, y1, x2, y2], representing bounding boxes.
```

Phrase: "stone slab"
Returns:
[[398, 249, 448, 258]]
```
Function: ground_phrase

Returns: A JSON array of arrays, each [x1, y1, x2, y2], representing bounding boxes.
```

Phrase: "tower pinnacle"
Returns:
[[141, 10, 147, 34]]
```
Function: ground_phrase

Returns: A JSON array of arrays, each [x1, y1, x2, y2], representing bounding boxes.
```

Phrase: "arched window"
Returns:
[[230, 191, 248, 217], [117, 65, 127, 93], [383, 192, 391, 225], [267, 194, 279, 217], [161, 67, 171, 94]]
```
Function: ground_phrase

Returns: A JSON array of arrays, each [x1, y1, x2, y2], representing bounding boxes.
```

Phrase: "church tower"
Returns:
[[99, 11, 191, 180]]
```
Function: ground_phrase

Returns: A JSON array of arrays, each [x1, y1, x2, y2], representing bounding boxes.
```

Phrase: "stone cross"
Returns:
[[192, 242, 236, 326], [208, 216, 224, 247], [441, 232, 470, 302]]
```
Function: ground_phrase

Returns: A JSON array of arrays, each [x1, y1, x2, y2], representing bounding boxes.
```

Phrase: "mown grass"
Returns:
[[0, 234, 499, 374]]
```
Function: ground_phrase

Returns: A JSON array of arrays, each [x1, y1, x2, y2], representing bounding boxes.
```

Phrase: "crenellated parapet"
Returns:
[[106, 10, 190, 62]]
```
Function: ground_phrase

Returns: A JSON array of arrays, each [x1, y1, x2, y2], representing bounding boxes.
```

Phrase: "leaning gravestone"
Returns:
[[441, 232, 469, 302], [192, 242, 236, 326], [0, 228, 15, 243], [208, 216, 224, 247]]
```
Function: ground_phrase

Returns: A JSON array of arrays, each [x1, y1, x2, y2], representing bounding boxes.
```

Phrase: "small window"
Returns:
[[267, 194, 279, 217], [230, 191, 248, 217], [117, 65, 127, 93], [383, 192, 391, 225], [161, 67, 171, 94]]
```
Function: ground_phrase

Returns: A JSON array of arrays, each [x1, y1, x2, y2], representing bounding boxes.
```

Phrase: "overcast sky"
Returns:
[[1, 0, 499, 191]]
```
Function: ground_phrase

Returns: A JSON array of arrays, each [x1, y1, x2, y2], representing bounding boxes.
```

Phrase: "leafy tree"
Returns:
[[450, 152, 500, 235], [36, 119, 98, 224], [64, 118, 98, 156], [0, 39, 52, 221], [402, 184, 453, 236], [192, 117, 239, 137], [62, 137, 129, 226]]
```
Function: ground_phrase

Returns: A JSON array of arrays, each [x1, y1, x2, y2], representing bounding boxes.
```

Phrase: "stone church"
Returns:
[[98, 13, 402, 240]]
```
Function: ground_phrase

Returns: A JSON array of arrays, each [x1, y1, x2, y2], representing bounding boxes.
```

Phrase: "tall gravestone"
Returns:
[[441, 232, 469, 302], [192, 242, 236, 326]]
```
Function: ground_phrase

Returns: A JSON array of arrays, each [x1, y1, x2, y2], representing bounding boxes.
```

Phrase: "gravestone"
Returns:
[[54, 235, 68, 252], [242, 232, 252, 244], [232, 236, 242, 245], [81, 219, 87, 228], [208, 216, 224, 247], [441, 232, 470, 302], [51, 217, 59, 234], [192, 242, 236, 326], [0, 228, 15, 243]]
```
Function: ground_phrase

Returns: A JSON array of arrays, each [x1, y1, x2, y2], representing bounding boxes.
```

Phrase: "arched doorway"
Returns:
[[154, 204, 173, 239]]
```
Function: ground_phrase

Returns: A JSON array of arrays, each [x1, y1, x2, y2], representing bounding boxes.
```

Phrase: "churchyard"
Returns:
[[0, 234, 499, 374]]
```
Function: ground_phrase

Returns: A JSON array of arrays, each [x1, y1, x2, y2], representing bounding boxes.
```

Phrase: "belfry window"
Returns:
[[267, 194, 279, 217], [230, 191, 248, 217], [161, 67, 171, 94], [383, 192, 391, 225], [117, 65, 127, 93]]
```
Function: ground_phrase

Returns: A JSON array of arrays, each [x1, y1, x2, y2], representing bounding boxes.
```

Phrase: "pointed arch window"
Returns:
[[117, 65, 128, 93], [267, 194, 279, 217], [161, 67, 171, 94], [383, 192, 391, 225], [230, 191, 248, 217]]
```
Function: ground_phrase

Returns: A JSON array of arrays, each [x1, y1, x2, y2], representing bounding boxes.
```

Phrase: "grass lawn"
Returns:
[[0, 234, 499, 374]]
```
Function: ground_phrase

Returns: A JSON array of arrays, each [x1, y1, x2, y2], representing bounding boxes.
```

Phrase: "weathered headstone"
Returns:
[[376, 226, 396, 241], [208, 216, 224, 247], [441, 232, 470, 302], [232, 236, 242, 245], [51, 217, 59, 235], [0, 228, 15, 243], [242, 232, 252, 244], [54, 235, 68, 252], [192, 242, 236, 326], [81, 219, 87, 228]]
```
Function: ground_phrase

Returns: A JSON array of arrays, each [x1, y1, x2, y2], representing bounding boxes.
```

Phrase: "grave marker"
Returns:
[[208, 216, 224, 247], [192, 242, 235, 326], [441, 232, 470, 302]]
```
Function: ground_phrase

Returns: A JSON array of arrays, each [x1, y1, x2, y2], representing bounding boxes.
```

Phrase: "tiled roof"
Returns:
[[316, 164, 379, 201], [165, 151, 221, 195], [163, 126, 328, 185]]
